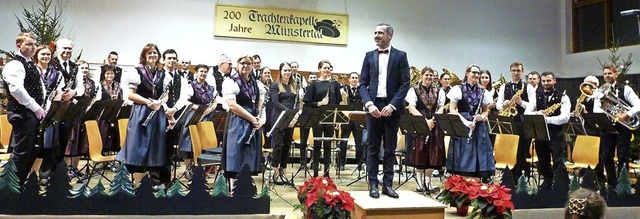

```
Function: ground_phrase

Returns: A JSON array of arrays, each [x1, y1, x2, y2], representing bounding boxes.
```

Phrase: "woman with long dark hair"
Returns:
[[303, 60, 341, 177], [269, 62, 299, 184]]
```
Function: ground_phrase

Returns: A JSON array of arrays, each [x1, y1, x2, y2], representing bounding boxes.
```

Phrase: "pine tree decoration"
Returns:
[[70, 183, 89, 198], [211, 174, 228, 197], [615, 166, 633, 196], [529, 185, 538, 195], [109, 164, 135, 197], [166, 181, 187, 198], [154, 188, 167, 198], [0, 159, 22, 194], [515, 173, 528, 194], [569, 174, 581, 194], [258, 185, 269, 198], [233, 165, 257, 198], [89, 179, 109, 197]]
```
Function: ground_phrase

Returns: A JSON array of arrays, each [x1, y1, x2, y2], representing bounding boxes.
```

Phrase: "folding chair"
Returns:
[[565, 135, 600, 187], [117, 119, 128, 149], [84, 120, 117, 184], [0, 114, 12, 153], [190, 122, 222, 179], [494, 134, 519, 174]]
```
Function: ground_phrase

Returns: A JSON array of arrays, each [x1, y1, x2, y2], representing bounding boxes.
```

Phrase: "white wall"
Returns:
[[0, 0, 562, 79], [561, 0, 640, 78]]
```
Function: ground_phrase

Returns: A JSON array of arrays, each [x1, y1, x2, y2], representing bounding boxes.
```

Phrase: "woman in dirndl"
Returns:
[[445, 64, 495, 183], [405, 66, 445, 193], [115, 43, 170, 190], [221, 55, 266, 189]]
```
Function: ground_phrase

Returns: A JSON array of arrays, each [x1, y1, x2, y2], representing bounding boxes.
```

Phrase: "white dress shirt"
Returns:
[[524, 91, 571, 125]]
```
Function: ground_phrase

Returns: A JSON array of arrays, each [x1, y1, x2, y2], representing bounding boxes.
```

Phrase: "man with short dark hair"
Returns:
[[4, 32, 45, 186], [360, 23, 410, 199], [338, 72, 363, 171], [99, 51, 122, 83], [178, 58, 194, 84], [527, 71, 541, 91], [525, 71, 570, 189]]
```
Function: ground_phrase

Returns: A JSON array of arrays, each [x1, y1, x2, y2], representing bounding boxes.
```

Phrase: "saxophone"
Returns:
[[542, 102, 562, 116], [497, 85, 524, 117]]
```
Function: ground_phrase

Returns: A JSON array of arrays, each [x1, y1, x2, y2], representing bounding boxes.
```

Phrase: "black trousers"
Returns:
[[312, 124, 334, 177], [271, 127, 294, 168], [597, 123, 631, 187], [338, 121, 363, 167], [536, 135, 566, 184], [512, 117, 531, 180], [8, 110, 39, 185], [299, 127, 310, 165], [366, 99, 400, 187]]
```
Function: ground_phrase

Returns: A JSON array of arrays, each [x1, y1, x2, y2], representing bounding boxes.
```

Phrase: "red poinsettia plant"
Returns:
[[467, 183, 515, 219], [293, 176, 355, 219], [437, 174, 482, 207]]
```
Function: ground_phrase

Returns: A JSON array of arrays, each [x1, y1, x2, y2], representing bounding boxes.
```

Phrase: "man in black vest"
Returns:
[[160, 49, 191, 190], [207, 54, 233, 146], [99, 51, 122, 83], [596, 65, 640, 188], [496, 62, 536, 180], [3, 33, 46, 185], [338, 72, 364, 171], [526, 71, 571, 189], [44, 37, 85, 180], [178, 58, 194, 84]]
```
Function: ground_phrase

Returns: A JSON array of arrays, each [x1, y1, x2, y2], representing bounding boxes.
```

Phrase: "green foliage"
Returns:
[[0, 159, 22, 194], [70, 183, 89, 198], [166, 181, 187, 197], [515, 174, 528, 194], [615, 166, 633, 196], [258, 186, 269, 198], [597, 38, 633, 83], [154, 188, 167, 198], [569, 175, 581, 194], [89, 179, 109, 197], [211, 175, 228, 197], [15, 0, 64, 46]]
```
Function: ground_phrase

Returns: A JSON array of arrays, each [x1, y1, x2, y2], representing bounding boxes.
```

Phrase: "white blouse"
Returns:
[[446, 84, 493, 106], [405, 86, 445, 107]]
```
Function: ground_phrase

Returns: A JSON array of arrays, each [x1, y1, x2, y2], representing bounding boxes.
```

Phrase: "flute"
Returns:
[[467, 89, 485, 143]]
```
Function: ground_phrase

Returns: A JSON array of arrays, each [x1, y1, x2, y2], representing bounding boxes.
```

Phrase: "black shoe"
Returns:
[[416, 187, 424, 193], [382, 186, 399, 198], [369, 185, 380, 198]]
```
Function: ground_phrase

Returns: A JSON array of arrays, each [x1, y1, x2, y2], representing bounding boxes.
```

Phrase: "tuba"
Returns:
[[580, 82, 640, 130], [442, 68, 462, 86]]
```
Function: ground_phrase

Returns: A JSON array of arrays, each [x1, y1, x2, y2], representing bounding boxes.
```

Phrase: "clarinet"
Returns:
[[142, 81, 173, 127], [245, 84, 270, 145], [467, 89, 485, 143]]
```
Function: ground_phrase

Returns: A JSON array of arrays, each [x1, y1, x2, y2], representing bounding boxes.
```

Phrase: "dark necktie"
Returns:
[[63, 62, 68, 73]]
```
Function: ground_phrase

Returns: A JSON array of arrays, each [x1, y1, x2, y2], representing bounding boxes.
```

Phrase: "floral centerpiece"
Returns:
[[294, 176, 355, 219], [467, 183, 514, 219]]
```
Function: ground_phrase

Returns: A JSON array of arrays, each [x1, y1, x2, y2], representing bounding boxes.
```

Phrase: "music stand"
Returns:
[[117, 104, 132, 119], [80, 99, 123, 178], [581, 113, 617, 134], [433, 114, 470, 138], [60, 99, 91, 181], [395, 115, 430, 192], [267, 110, 297, 137], [168, 105, 207, 188], [36, 101, 70, 149], [342, 111, 368, 187], [318, 105, 350, 180], [522, 115, 550, 141], [291, 108, 324, 179], [495, 115, 516, 135]]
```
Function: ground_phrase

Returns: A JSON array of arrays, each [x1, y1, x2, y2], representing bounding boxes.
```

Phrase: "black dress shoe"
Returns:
[[382, 186, 399, 198], [369, 185, 380, 198]]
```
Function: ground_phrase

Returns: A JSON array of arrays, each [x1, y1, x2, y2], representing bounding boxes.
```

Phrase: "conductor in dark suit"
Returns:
[[359, 23, 410, 199]]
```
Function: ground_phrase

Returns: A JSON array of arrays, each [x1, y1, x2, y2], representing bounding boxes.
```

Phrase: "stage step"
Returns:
[[351, 191, 446, 219]]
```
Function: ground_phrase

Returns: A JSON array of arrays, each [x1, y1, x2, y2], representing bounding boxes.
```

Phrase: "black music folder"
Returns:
[[39, 101, 70, 129], [297, 108, 323, 128], [434, 114, 470, 138], [399, 115, 429, 135], [348, 111, 367, 129], [267, 109, 297, 137], [522, 114, 550, 141], [581, 113, 617, 134], [61, 99, 91, 124]]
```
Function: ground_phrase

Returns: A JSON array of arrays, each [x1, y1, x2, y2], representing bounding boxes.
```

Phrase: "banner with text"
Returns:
[[214, 4, 349, 45]]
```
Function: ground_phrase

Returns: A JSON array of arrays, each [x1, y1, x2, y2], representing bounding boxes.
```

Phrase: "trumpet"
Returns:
[[580, 82, 640, 130], [497, 85, 524, 117]]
